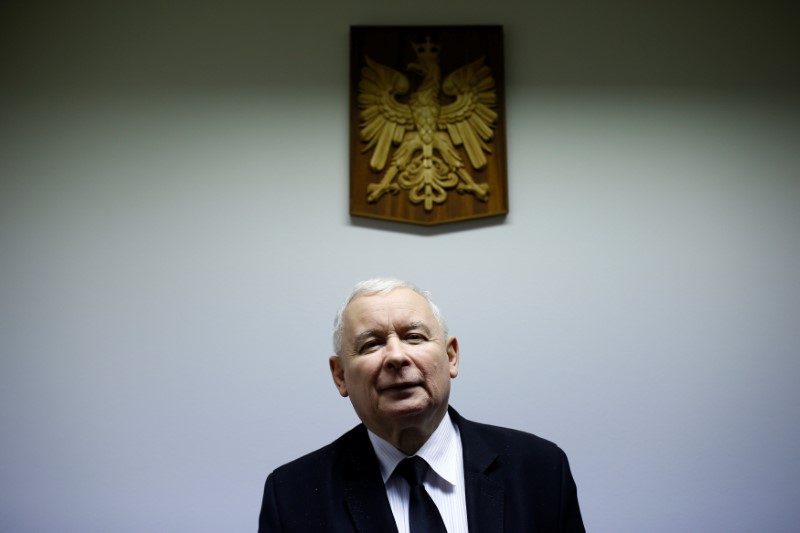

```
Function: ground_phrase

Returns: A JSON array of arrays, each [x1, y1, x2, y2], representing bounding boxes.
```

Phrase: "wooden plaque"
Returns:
[[349, 26, 508, 226]]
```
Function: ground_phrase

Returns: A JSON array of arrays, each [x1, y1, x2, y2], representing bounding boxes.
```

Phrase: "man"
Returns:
[[259, 278, 584, 532]]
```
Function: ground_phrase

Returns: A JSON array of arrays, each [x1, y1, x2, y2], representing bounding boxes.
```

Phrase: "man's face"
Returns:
[[329, 288, 459, 440]]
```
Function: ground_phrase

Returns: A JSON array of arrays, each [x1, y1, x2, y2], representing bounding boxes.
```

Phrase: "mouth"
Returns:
[[380, 382, 420, 393]]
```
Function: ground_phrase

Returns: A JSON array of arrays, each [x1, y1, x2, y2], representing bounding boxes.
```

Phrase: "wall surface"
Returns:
[[1, 1, 799, 532]]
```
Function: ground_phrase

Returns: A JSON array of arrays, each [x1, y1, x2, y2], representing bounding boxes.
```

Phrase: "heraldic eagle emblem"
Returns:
[[357, 36, 499, 211]]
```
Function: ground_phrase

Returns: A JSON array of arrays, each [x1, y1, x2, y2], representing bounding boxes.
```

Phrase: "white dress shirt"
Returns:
[[367, 411, 469, 533]]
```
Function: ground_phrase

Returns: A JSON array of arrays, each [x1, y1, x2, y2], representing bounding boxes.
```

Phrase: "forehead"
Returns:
[[343, 288, 437, 331]]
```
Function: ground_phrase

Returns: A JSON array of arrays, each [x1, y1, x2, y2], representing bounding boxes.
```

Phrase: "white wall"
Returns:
[[1, 1, 798, 532]]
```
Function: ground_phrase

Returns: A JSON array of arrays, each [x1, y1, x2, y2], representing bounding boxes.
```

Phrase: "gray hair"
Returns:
[[332, 278, 448, 356]]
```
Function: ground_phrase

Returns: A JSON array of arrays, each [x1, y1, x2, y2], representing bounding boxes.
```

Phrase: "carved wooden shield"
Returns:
[[350, 26, 508, 226]]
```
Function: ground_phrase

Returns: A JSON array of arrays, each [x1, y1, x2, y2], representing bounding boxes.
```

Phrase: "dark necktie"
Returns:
[[394, 456, 448, 533]]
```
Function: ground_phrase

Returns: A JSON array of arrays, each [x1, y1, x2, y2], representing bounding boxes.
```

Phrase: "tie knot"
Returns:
[[395, 456, 430, 487]]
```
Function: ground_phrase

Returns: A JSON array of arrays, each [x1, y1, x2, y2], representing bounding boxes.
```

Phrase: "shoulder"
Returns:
[[259, 424, 374, 531], [450, 408, 585, 530], [269, 423, 367, 486], [464, 417, 562, 451], [451, 408, 572, 470]]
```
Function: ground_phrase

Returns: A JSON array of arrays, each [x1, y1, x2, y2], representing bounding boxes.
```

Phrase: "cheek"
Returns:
[[425, 356, 449, 384], [347, 363, 379, 391]]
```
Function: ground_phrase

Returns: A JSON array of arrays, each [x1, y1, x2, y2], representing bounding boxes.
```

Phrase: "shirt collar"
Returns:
[[367, 410, 461, 487]]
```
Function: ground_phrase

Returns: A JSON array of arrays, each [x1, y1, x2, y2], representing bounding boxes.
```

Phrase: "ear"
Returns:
[[446, 336, 459, 379], [329, 355, 349, 397]]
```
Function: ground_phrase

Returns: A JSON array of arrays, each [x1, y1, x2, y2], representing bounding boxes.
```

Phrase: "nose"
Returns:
[[383, 335, 411, 370]]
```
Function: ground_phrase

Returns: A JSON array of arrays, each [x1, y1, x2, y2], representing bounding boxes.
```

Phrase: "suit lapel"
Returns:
[[337, 411, 506, 532], [451, 408, 505, 533], [338, 425, 399, 533]]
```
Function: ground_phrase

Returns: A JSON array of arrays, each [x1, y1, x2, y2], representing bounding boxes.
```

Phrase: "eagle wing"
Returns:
[[438, 56, 498, 169], [358, 56, 414, 171]]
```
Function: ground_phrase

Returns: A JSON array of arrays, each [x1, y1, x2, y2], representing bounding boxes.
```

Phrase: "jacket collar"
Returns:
[[340, 407, 505, 533], [450, 407, 505, 532], [339, 424, 400, 532]]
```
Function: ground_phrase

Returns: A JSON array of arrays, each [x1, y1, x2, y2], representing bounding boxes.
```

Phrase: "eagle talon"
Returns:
[[366, 183, 399, 203]]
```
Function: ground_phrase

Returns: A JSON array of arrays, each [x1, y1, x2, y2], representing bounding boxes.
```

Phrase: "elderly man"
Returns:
[[259, 278, 584, 532]]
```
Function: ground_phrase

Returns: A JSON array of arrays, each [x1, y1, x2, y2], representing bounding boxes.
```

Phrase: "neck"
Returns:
[[379, 406, 448, 455]]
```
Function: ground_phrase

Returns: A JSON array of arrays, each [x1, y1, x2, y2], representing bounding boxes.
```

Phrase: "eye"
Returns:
[[405, 332, 426, 343], [359, 339, 381, 354]]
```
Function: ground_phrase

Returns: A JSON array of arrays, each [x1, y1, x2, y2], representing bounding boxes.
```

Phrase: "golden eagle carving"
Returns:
[[350, 26, 508, 226]]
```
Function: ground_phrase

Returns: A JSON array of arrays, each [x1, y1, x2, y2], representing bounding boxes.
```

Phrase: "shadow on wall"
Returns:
[[1, 1, 798, 96]]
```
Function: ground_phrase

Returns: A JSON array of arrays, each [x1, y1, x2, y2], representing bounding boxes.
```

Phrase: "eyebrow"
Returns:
[[405, 321, 432, 335], [350, 321, 434, 350], [351, 329, 379, 351]]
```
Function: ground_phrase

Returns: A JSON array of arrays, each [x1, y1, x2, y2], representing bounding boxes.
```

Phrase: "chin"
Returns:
[[383, 399, 437, 420]]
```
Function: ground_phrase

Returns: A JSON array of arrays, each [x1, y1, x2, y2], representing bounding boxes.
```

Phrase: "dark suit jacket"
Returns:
[[259, 408, 584, 532]]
